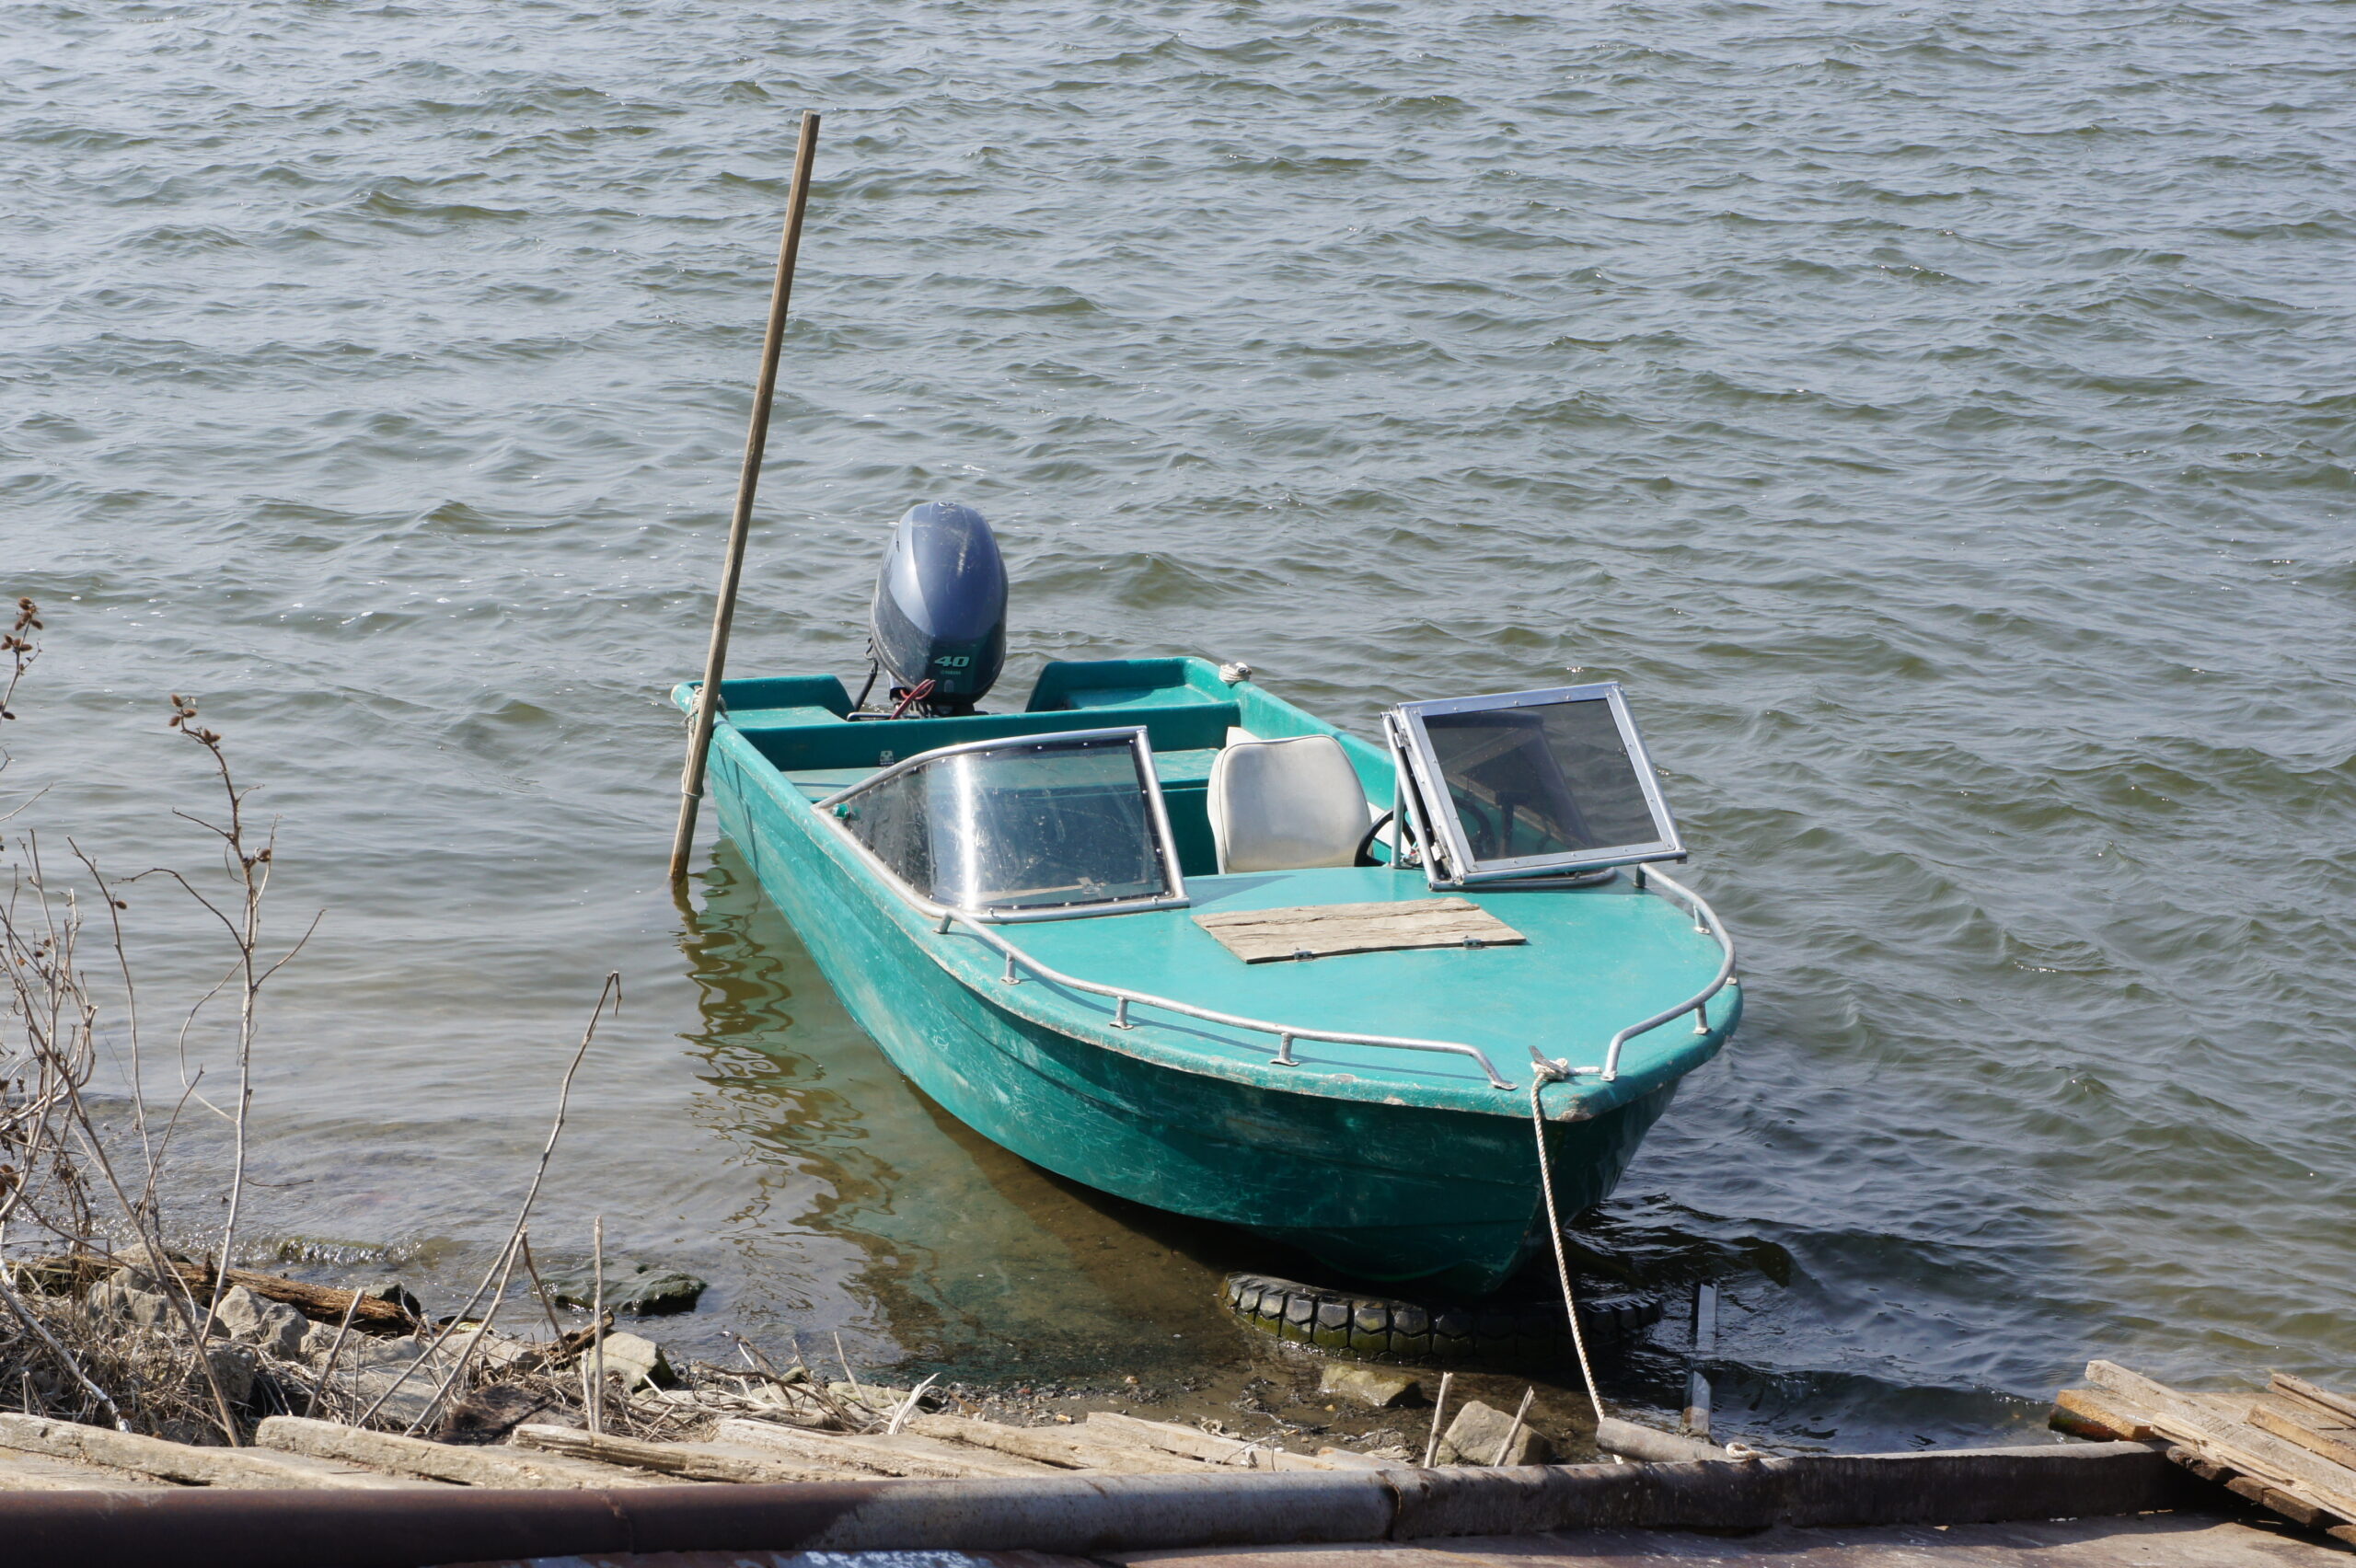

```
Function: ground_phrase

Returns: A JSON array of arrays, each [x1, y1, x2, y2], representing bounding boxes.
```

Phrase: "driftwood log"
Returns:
[[31, 1252, 422, 1333], [149, 1257, 420, 1333]]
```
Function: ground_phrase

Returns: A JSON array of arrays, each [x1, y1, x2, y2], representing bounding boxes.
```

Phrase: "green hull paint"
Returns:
[[684, 657, 1737, 1295]]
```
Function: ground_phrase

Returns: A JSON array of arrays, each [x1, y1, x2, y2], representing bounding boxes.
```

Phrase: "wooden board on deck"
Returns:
[[1193, 898, 1525, 963]]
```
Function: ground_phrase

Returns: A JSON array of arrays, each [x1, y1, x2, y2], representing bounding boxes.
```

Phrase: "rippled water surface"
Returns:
[[6, 0, 2353, 1449]]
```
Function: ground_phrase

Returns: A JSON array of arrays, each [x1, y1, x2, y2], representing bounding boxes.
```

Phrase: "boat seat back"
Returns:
[[1207, 734, 1369, 874]]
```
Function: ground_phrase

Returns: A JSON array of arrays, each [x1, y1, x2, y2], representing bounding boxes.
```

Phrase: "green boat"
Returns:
[[674, 504, 1738, 1296]]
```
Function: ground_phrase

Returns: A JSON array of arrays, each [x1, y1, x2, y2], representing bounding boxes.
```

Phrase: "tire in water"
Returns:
[[1220, 1271, 1660, 1364]]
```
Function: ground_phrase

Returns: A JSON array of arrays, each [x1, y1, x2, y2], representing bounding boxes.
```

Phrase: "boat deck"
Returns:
[[976, 865, 1727, 1097]]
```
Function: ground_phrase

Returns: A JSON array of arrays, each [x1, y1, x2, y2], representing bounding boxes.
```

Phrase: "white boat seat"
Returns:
[[1207, 734, 1370, 874]]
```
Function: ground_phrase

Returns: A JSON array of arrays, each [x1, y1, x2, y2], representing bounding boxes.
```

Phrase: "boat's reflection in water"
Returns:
[[676, 844, 1270, 1385]]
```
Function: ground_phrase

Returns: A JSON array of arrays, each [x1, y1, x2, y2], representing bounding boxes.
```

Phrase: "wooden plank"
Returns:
[[714, 1417, 1066, 1478], [902, 1414, 1209, 1475], [0, 1413, 447, 1490], [0, 1444, 178, 1492], [1312, 1447, 1403, 1470], [256, 1416, 673, 1489], [2219, 1472, 2337, 1529], [511, 1424, 838, 1483], [2237, 1389, 2356, 1438], [2275, 1373, 2356, 1426], [2189, 1387, 2355, 1432], [1192, 899, 1525, 963], [2053, 1388, 2152, 1440], [2250, 1406, 2356, 1473], [1081, 1412, 1353, 1471], [2085, 1363, 2356, 1519]]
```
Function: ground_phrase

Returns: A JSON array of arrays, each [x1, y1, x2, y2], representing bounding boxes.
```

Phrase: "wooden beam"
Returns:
[[903, 1414, 1206, 1474], [1311, 1447, 1401, 1470], [0, 1444, 175, 1492], [714, 1417, 1064, 1478], [0, 1413, 445, 1490], [256, 1416, 669, 1489], [2053, 1388, 2153, 1441], [2236, 1389, 2356, 1437], [2249, 1406, 2356, 1472], [1081, 1412, 1352, 1471], [511, 1424, 836, 1483], [2217, 1471, 2336, 1529], [2274, 1373, 2356, 1426]]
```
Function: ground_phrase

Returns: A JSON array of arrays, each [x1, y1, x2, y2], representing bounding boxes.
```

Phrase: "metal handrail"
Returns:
[[934, 869, 1738, 1094], [931, 911, 1523, 1091], [814, 772, 1735, 1093], [1585, 866, 1739, 1082]]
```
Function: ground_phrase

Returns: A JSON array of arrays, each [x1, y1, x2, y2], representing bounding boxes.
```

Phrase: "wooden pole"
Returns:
[[669, 110, 821, 887]]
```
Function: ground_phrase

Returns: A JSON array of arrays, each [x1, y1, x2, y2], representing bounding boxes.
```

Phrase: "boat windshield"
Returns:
[[1391, 684, 1682, 882], [822, 729, 1184, 917]]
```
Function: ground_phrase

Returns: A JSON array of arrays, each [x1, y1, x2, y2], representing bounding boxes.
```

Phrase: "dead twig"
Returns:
[[307, 1274, 366, 1418], [516, 1232, 565, 1341], [405, 1228, 525, 1435], [352, 974, 617, 1428]]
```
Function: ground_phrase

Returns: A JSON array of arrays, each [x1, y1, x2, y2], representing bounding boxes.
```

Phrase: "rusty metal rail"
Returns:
[[0, 1442, 2190, 1568]]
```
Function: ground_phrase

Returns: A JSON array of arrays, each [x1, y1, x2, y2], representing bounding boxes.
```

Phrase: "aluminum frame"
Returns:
[[1388, 682, 1685, 887], [814, 725, 1192, 922]]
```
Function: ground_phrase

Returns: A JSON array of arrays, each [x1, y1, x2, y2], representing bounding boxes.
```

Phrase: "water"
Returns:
[[5, 0, 2352, 1451]]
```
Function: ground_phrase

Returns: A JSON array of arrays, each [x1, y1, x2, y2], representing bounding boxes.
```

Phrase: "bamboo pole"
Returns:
[[669, 110, 821, 886]]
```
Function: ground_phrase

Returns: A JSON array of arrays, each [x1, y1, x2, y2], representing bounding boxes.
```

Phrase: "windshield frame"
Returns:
[[1389, 683, 1684, 885], [813, 726, 1192, 922]]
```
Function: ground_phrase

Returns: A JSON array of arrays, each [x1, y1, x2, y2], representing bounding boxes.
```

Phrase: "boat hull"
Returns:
[[709, 738, 1687, 1296]]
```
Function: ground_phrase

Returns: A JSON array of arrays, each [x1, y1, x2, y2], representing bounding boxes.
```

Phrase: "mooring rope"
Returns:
[[1530, 1066, 1609, 1428]]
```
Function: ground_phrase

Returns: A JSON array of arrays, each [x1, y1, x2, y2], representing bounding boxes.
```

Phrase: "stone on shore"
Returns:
[[437, 1383, 551, 1444], [317, 1333, 461, 1426], [297, 1320, 351, 1362], [203, 1343, 259, 1407], [212, 1283, 308, 1358], [543, 1261, 708, 1317], [1319, 1363, 1424, 1409], [1438, 1399, 1551, 1465], [85, 1276, 176, 1332], [590, 1332, 675, 1390]]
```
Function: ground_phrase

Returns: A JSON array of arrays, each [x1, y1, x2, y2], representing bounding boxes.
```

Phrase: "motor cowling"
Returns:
[[869, 501, 1007, 715]]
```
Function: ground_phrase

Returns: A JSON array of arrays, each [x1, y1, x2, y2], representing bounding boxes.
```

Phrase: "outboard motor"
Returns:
[[868, 501, 1007, 716]]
